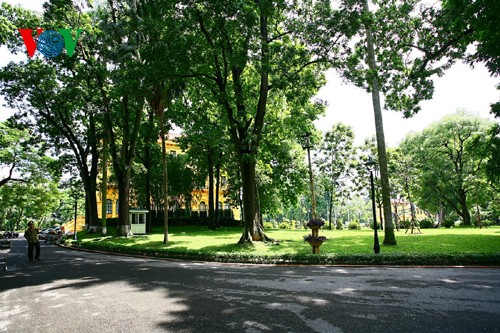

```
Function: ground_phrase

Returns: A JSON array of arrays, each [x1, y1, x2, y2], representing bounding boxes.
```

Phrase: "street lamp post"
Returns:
[[365, 157, 380, 254], [301, 132, 317, 219]]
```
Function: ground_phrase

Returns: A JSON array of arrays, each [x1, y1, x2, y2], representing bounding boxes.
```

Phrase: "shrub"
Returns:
[[279, 222, 290, 229], [335, 221, 343, 230], [419, 218, 435, 229], [474, 219, 492, 227], [98, 218, 118, 227], [263, 222, 274, 229], [219, 218, 241, 227], [443, 218, 455, 228], [348, 221, 360, 230]]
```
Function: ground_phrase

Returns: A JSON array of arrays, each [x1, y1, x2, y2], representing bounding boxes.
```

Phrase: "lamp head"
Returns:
[[365, 156, 377, 169]]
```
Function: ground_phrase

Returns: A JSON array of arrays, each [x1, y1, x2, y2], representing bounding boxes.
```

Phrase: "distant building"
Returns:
[[390, 198, 429, 224], [96, 133, 240, 221]]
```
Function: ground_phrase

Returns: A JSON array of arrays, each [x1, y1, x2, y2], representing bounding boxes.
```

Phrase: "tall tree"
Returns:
[[124, 0, 191, 240], [90, 0, 156, 236], [133, 109, 158, 232], [177, 0, 350, 243], [0, 0, 104, 230], [337, 0, 484, 244], [402, 111, 495, 225], [315, 123, 356, 229], [387, 147, 420, 232], [173, 80, 228, 230]]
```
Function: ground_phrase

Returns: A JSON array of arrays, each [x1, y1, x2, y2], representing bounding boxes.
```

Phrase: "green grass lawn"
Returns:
[[68, 225, 500, 266]]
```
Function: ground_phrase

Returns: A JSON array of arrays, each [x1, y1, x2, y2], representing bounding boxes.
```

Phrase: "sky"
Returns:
[[1, 0, 499, 148], [315, 64, 499, 147]]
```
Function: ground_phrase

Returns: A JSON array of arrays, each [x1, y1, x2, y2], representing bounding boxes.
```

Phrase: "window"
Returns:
[[106, 199, 112, 214], [199, 202, 207, 212], [224, 203, 230, 210], [115, 201, 119, 215], [218, 202, 222, 210], [170, 150, 176, 156], [221, 176, 227, 186]]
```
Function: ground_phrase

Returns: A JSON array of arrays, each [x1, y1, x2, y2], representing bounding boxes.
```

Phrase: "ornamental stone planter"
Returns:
[[310, 226, 320, 237], [306, 239, 324, 254], [304, 218, 326, 254]]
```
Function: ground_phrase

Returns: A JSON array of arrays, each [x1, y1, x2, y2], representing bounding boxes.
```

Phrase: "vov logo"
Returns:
[[18, 28, 84, 58]]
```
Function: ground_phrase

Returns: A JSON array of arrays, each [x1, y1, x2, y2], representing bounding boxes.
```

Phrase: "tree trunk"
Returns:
[[363, 0, 396, 245], [437, 201, 445, 227], [84, 190, 89, 229], [100, 134, 108, 236], [408, 201, 421, 234], [392, 202, 400, 231], [459, 191, 471, 225], [378, 201, 384, 230], [215, 154, 221, 228], [144, 111, 154, 233], [116, 172, 132, 237], [207, 147, 215, 229], [145, 159, 152, 232], [328, 191, 333, 230], [238, 160, 271, 243], [159, 113, 169, 244], [80, 170, 98, 232], [256, 182, 264, 228], [106, 95, 142, 237], [86, 114, 100, 232]]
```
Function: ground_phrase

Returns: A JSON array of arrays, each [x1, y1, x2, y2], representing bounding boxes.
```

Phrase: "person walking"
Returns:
[[24, 222, 41, 262]]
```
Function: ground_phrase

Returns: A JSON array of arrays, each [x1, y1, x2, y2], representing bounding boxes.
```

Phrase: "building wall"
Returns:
[[96, 135, 241, 220], [391, 199, 428, 222], [96, 186, 119, 219]]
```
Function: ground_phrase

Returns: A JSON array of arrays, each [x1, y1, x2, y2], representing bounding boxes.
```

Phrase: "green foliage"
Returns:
[[348, 221, 360, 230], [0, 122, 55, 186], [442, 0, 500, 75], [315, 123, 356, 226], [341, 1, 466, 116], [443, 218, 455, 229], [279, 222, 291, 230], [419, 218, 435, 229], [0, 179, 64, 231], [263, 222, 274, 230], [401, 111, 496, 226]]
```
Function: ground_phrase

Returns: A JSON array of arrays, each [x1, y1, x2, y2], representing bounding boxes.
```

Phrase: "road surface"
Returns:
[[1, 238, 499, 332]]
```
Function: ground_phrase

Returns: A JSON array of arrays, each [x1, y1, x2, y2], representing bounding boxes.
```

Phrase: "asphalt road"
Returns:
[[1, 238, 499, 333]]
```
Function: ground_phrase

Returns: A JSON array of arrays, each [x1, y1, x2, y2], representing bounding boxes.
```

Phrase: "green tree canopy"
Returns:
[[401, 111, 495, 225]]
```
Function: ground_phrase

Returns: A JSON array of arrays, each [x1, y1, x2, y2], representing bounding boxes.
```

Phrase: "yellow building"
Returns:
[[97, 185, 119, 219], [96, 133, 241, 221], [390, 198, 428, 224]]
